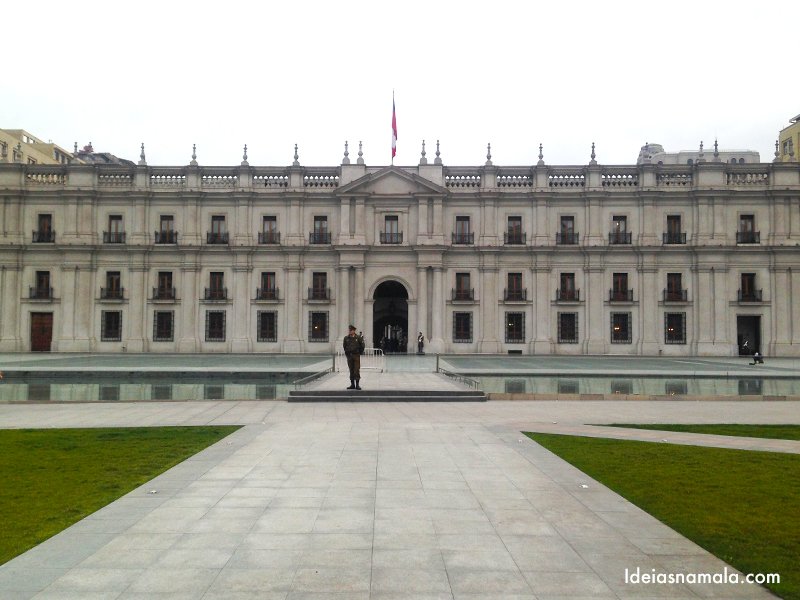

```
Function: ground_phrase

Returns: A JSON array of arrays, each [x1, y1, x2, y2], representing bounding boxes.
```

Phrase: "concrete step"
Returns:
[[288, 389, 487, 403]]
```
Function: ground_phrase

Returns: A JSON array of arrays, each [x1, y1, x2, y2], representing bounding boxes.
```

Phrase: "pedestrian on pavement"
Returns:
[[417, 332, 425, 354], [343, 325, 365, 390]]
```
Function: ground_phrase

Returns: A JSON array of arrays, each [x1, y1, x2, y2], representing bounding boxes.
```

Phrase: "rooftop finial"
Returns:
[[357, 141, 364, 165], [342, 141, 350, 165], [292, 144, 299, 166], [73, 142, 78, 154], [774, 139, 780, 162], [190, 144, 198, 166], [138, 143, 147, 166], [589, 142, 597, 165], [419, 140, 428, 165], [241, 144, 249, 166], [537, 143, 544, 166], [713, 138, 719, 160], [485, 142, 492, 166], [434, 139, 442, 165], [699, 140, 704, 154]]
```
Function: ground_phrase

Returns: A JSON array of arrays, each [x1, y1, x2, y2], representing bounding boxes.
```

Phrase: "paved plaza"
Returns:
[[1, 355, 798, 598]]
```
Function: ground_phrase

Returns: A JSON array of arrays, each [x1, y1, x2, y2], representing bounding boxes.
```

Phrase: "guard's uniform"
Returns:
[[343, 333, 365, 388]]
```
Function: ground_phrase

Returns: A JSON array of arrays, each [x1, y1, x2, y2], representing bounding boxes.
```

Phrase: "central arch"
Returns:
[[372, 280, 409, 353]]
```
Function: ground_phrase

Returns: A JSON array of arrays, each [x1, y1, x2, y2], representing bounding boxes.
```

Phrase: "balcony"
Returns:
[[204, 287, 228, 301], [32, 230, 56, 243], [663, 232, 686, 244], [663, 289, 688, 302], [309, 232, 331, 244], [152, 286, 176, 301], [451, 232, 474, 245], [451, 288, 475, 302], [503, 288, 527, 302], [504, 232, 526, 245], [609, 289, 634, 302], [256, 287, 279, 301], [738, 289, 763, 302], [154, 230, 178, 244], [556, 232, 579, 245], [29, 286, 53, 300], [258, 231, 281, 244], [380, 231, 403, 244], [556, 289, 580, 302], [608, 231, 632, 245], [100, 287, 124, 300], [308, 287, 331, 301], [103, 231, 126, 244], [736, 231, 760, 244], [206, 232, 229, 244]]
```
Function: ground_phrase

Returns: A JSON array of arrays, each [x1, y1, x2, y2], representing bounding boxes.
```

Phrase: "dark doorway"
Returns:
[[736, 316, 761, 356], [373, 280, 408, 352], [30, 313, 53, 352]]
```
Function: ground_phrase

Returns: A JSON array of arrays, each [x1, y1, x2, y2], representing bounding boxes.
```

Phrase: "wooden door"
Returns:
[[30, 313, 53, 352]]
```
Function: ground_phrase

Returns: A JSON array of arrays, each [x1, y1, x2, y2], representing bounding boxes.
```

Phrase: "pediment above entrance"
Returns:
[[336, 166, 448, 197]]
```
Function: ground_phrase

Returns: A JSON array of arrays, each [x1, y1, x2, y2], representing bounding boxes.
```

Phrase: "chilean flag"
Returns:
[[391, 93, 397, 160]]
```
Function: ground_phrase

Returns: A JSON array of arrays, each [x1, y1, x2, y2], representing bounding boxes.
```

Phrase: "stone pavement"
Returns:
[[2, 400, 795, 599]]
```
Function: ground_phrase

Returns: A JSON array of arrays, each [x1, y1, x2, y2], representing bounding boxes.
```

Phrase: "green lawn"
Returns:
[[0, 426, 239, 565], [526, 432, 799, 600], [605, 424, 800, 441]]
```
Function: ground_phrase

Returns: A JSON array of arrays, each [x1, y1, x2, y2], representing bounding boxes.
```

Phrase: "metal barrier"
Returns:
[[437, 367, 480, 390], [335, 348, 385, 373]]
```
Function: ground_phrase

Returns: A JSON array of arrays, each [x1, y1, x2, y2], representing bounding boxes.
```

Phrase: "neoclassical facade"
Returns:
[[1, 148, 799, 356]]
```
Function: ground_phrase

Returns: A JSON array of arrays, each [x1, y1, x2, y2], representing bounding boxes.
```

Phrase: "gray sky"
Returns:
[[4, 0, 796, 167]]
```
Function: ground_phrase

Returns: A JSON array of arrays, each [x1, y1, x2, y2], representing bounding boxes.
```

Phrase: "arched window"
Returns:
[[731, 158, 737, 164], [687, 159, 694, 165], [739, 158, 745, 164]]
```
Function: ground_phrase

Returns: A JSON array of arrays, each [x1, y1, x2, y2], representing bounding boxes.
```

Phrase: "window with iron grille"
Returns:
[[664, 312, 686, 344], [153, 311, 174, 341], [257, 311, 278, 342], [309, 311, 329, 342], [557, 312, 578, 343], [610, 312, 632, 344], [505, 312, 525, 343], [453, 312, 473, 343], [205, 310, 226, 342], [101, 311, 122, 341]]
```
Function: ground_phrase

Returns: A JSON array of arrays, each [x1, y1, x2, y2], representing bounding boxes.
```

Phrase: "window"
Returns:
[[309, 311, 329, 342], [610, 215, 630, 244], [506, 272, 524, 301], [453, 216, 473, 244], [257, 311, 278, 342], [558, 216, 576, 244], [156, 272, 174, 300], [506, 216, 524, 244], [454, 272, 472, 301], [665, 312, 686, 344], [611, 312, 632, 344], [737, 214, 758, 243], [611, 273, 630, 302], [505, 312, 525, 343], [665, 273, 684, 301], [261, 216, 279, 244], [153, 311, 174, 341], [664, 215, 684, 244], [559, 273, 577, 301], [34, 214, 54, 243], [311, 216, 330, 244], [205, 310, 226, 341], [208, 215, 227, 244], [207, 272, 225, 300], [103, 271, 122, 300], [382, 215, 401, 244], [157, 215, 176, 244], [33, 271, 51, 299], [311, 272, 328, 300], [101, 311, 122, 341], [105, 215, 125, 243], [453, 312, 473, 343], [259, 272, 277, 299], [739, 273, 760, 301], [558, 312, 578, 343]]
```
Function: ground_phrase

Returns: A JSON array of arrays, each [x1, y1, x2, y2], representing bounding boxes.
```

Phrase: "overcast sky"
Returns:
[[4, 0, 796, 167]]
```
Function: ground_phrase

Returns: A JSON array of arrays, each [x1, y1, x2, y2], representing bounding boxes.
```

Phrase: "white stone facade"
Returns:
[[1, 157, 799, 356]]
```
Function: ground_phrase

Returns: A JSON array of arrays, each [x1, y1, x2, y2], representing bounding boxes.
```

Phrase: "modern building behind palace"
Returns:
[[1, 124, 799, 356]]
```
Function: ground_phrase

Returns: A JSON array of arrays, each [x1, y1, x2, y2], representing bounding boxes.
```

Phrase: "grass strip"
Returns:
[[604, 424, 800, 441], [526, 432, 798, 600], [0, 426, 239, 565]]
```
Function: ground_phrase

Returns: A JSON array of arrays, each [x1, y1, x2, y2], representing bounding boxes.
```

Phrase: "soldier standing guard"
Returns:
[[343, 325, 365, 390]]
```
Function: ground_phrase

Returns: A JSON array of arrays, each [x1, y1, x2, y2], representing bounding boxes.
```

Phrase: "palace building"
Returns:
[[1, 141, 799, 356]]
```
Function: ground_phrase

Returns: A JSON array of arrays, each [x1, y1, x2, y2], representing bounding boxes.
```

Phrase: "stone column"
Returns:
[[429, 267, 445, 352], [354, 266, 365, 334], [417, 198, 430, 243], [339, 198, 351, 242], [337, 266, 350, 342], [231, 264, 251, 352], [532, 266, 552, 354], [432, 199, 444, 244], [694, 267, 715, 355], [0, 267, 21, 350], [478, 267, 500, 352], [416, 266, 428, 344], [126, 266, 146, 352], [712, 267, 730, 353], [178, 266, 199, 352], [584, 267, 605, 353], [283, 267, 302, 352], [638, 266, 659, 354]]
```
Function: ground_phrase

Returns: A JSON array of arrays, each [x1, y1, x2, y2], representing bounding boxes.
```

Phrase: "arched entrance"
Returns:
[[373, 280, 408, 353]]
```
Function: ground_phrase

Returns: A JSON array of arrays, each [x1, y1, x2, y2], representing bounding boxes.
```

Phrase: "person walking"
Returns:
[[343, 325, 365, 390], [417, 332, 425, 355]]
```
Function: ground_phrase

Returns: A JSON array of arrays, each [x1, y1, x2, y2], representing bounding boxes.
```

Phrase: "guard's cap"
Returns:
[[348, 325, 357, 331]]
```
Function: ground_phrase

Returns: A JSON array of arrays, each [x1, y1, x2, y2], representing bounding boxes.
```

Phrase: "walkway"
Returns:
[[2, 400, 795, 599]]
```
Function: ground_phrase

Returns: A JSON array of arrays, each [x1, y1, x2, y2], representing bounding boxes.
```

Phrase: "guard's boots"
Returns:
[[355, 379, 361, 390], [347, 379, 356, 390]]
